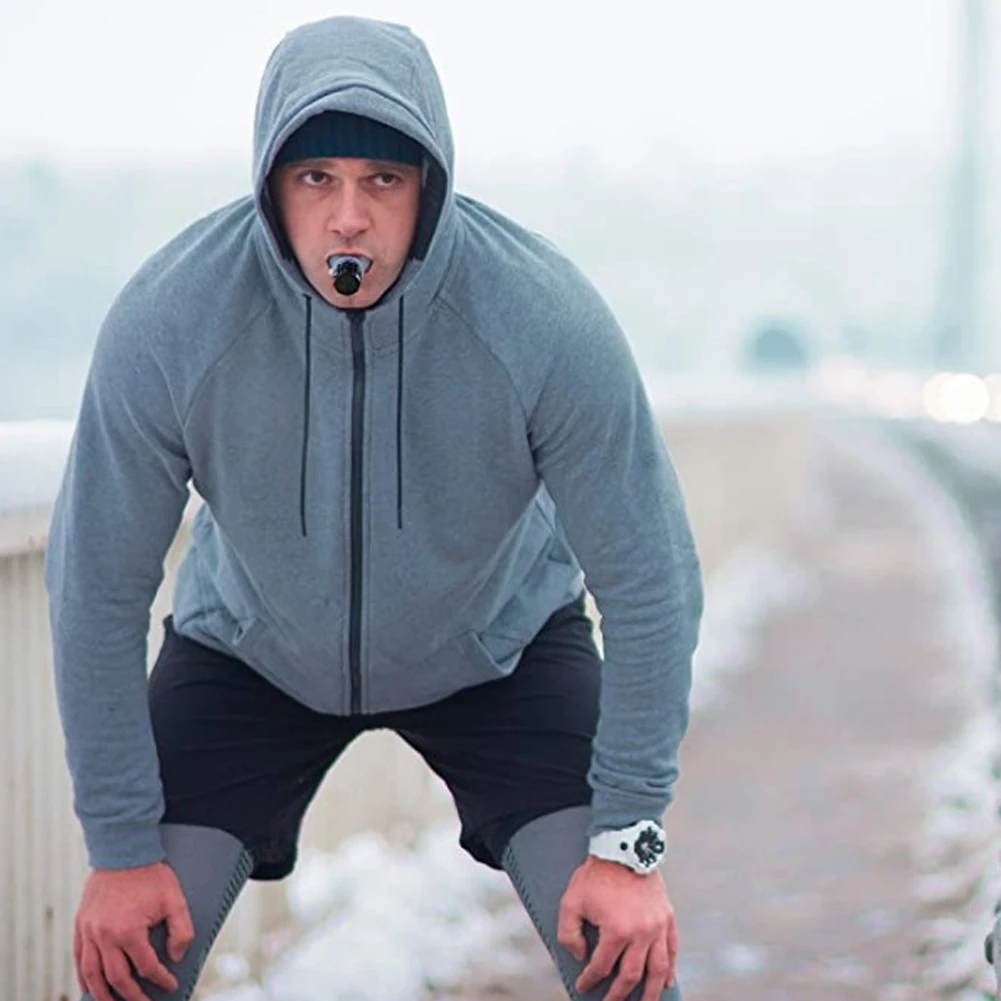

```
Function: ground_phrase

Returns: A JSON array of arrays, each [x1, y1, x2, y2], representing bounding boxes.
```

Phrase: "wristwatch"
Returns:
[[588, 819, 668, 874]]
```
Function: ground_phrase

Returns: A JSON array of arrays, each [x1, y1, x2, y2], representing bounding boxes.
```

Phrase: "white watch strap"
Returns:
[[588, 821, 667, 873]]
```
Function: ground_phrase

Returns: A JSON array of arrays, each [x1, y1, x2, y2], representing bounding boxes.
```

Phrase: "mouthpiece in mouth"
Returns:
[[327, 255, 372, 296]]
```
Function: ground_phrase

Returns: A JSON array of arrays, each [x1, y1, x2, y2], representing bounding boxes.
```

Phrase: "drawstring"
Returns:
[[397, 297, 405, 530], [300, 295, 312, 537], [298, 293, 405, 536]]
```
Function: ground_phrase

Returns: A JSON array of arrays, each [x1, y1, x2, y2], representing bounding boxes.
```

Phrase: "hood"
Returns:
[[252, 16, 456, 300]]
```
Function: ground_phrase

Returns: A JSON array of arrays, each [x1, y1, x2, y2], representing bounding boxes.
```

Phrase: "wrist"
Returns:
[[588, 819, 668, 874]]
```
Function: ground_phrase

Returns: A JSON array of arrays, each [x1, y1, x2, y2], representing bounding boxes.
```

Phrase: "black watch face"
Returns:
[[634, 827, 666, 866]]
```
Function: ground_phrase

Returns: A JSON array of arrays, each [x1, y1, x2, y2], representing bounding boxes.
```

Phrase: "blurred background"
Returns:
[[3, 2, 1001, 1000]]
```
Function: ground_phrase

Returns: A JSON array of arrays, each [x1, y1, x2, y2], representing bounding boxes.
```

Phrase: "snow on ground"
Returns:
[[836, 421, 1001, 999], [270, 824, 529, 1001], [200, 543, 812, 1001]]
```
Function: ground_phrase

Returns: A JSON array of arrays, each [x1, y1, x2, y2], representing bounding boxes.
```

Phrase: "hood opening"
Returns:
[[262, 149, 447, 275]]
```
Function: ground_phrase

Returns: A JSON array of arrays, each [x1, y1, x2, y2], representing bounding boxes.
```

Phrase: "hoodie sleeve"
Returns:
[[44, 298, 191, 870], [529, 288, 704, 838]]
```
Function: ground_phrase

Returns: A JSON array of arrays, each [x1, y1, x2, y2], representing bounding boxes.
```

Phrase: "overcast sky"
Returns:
[[0, 0, 993, 173]]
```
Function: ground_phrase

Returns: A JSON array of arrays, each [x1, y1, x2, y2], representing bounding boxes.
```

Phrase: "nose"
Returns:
[[328, 182, 370, 244]]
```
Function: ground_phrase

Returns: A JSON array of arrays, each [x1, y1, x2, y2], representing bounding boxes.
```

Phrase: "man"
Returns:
[[45, 15, 703, 1001]]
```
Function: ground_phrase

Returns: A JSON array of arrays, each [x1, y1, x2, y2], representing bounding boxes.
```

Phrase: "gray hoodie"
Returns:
[[44, 15, 703, 871]]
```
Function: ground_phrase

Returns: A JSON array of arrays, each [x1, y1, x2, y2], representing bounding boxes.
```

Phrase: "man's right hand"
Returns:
[[75, 861, 195, 1001]]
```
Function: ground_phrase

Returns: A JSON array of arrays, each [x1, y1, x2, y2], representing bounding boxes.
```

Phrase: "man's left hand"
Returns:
[[557, 855, 677, 1001]]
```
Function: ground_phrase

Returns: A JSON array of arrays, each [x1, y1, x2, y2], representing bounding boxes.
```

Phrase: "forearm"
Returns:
[[529, 278, 704, 835], [50, 605, 167, 869], [46, 480, 182, 869], [44, 304, 192, 867], [586, 564, 701, 836]]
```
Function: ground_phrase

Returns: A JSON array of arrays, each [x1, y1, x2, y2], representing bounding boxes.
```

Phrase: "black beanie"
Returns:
[[273, 111, 424, 169]]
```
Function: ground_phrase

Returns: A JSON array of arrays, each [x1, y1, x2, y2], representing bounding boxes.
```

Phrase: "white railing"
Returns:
[[0, 403, 816, 1000], [1, 512, 88, 1001]]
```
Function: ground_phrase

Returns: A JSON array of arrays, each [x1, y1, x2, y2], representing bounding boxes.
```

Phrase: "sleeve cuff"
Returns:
[[83, 821, 166, 871], [587, 787, 670, 839]]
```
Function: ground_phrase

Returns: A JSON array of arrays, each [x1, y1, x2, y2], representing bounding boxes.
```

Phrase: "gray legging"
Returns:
[[504, 806, 681, 1001], [80, 824, 254, 1001], [82, 807, 680, 1001]]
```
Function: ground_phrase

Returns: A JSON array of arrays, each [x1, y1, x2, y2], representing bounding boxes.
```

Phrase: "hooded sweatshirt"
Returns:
[[44, 15, 704, 871]]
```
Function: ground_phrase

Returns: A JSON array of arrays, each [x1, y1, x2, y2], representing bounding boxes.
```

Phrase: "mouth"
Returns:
[[326, 253, 373, 271]]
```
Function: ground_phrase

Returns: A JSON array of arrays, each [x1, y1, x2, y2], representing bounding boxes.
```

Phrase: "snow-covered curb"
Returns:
[[832, 421, 1001, 1000], [200, 543, 808, 1001]]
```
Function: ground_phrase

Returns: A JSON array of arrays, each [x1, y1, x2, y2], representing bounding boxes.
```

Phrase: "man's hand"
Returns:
[[557, 856, 677, 1001], [75, 861, 195, 1001]]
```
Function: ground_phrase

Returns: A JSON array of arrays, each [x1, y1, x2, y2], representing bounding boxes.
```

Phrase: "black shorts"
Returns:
[[148, 595, 600, 881]]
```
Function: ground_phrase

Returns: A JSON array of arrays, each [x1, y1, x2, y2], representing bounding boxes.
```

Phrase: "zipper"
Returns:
[[349, 311, 366, 714]]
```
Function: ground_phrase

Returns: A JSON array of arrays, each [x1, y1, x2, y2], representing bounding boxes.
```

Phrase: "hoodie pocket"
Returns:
[[462, 628, 513, 678], [477, 544, 583, 672], [231, 615, 266, 652], [433, 629, 512, 684]]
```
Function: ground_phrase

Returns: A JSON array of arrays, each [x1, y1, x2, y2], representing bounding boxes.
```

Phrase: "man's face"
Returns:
[[269, 157, 422, 310]]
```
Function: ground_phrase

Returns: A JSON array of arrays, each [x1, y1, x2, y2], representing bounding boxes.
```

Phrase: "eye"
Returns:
[[371, 172, 402, 189], [299, 169, 330, 187]]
